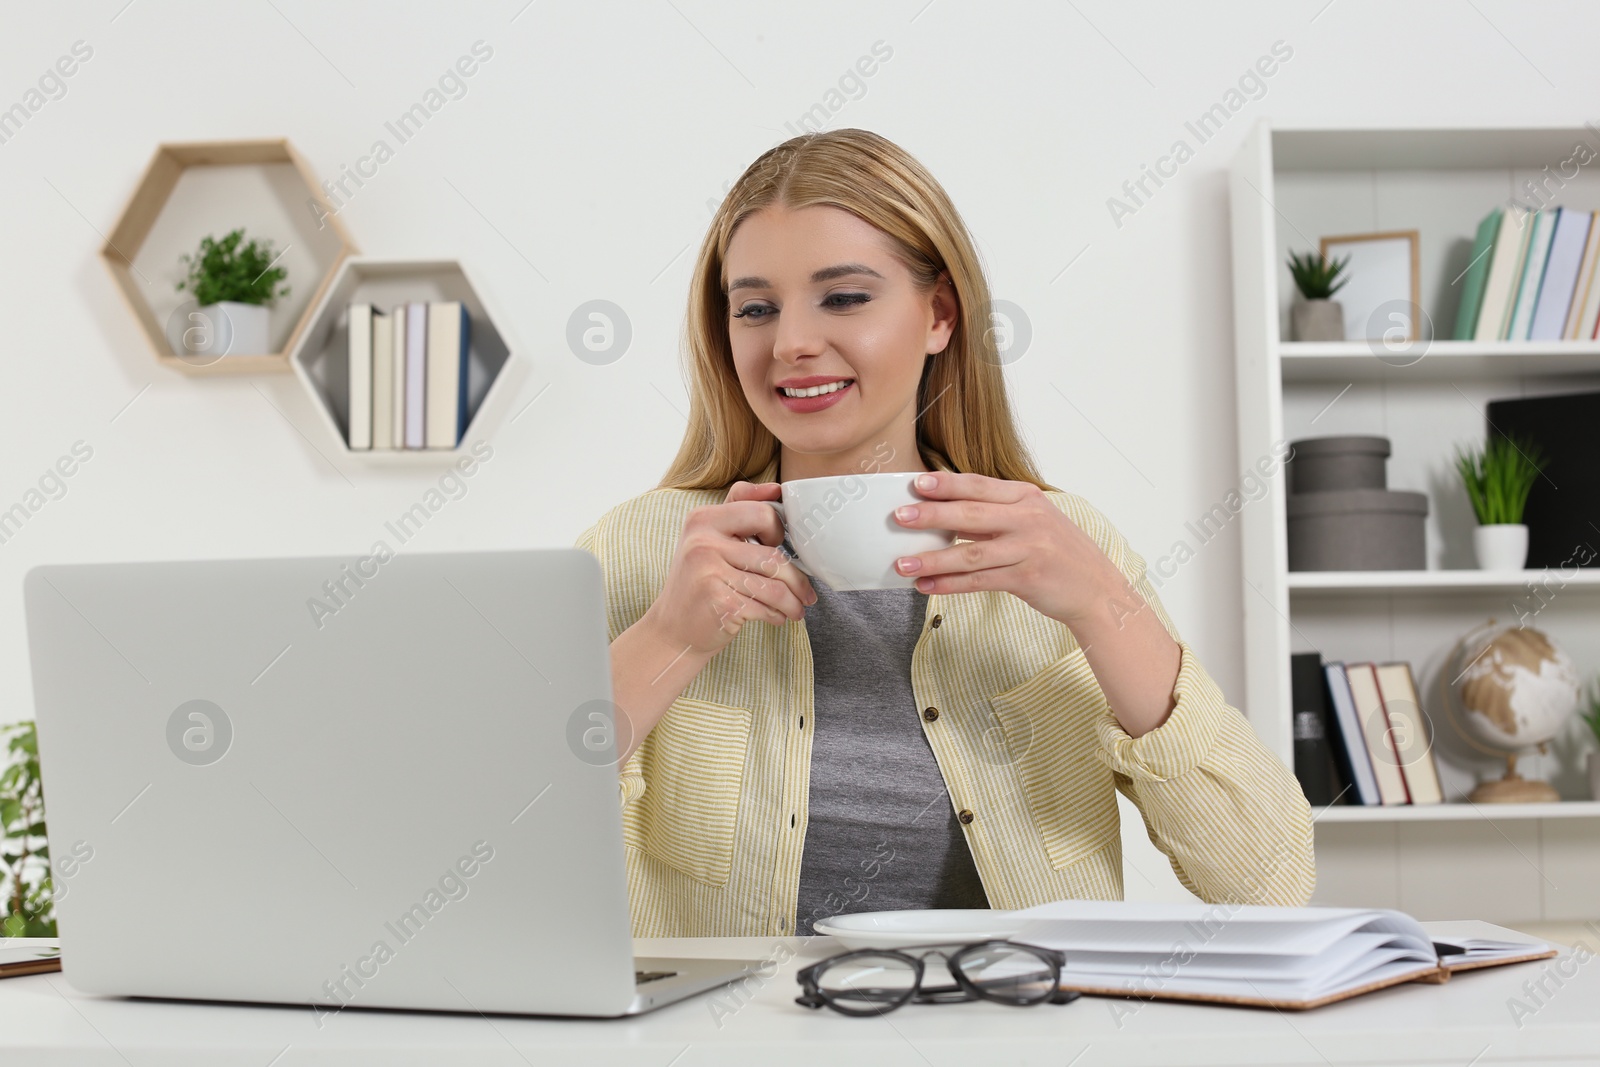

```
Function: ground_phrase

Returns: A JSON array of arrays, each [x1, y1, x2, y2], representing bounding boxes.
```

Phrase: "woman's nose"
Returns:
[[772, 302, 825, 362]]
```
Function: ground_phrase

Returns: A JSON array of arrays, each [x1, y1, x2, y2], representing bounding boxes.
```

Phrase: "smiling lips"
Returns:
[[778, 378, 854, 398], [776, 378, 855, 412]]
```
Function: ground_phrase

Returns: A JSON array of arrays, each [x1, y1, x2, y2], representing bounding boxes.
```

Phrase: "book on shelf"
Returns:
[[1568, 216, 1600, 339], [1323, 662, 1381, 805], [346, 304, 384, 450], [390, 303, 407, 449], [1342, 662, 1410, 805], [404, 302, 428, 449], [345, 299, 475, 451], [1372, 662, 1443, 805], [1529, 207, 1592, 341], [1289, 652, 1346, 806], [1462, 202, 1600, 343], [1009, 900, 1556, 1010], [1452, 207, 1500, 340], [425, 301, 471, 449], [370, 310, 394, 451], [1335, 660, 1445, 806], [1506, 208, 1557, 341], [1473, 205, 1532, 341], [1289, 656, 1443, 808]]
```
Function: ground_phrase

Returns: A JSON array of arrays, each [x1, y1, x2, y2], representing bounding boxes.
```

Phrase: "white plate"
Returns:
[[811, 909, 1024, 951]]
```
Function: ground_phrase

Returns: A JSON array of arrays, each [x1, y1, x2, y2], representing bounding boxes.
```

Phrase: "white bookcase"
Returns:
[[1227, 119, 1600, 845]]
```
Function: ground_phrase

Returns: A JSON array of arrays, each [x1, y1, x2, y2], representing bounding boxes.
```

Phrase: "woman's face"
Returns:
[[723, 203, 956, 479]]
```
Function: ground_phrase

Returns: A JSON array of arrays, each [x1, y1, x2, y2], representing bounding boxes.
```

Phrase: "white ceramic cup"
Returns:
[[742, 472, 955, 591]]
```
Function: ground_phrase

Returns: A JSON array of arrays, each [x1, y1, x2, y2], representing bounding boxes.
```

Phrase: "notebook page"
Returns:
[[1424, 920, 1555, 960], [1012, 901, 1441, 999], [1058, 931, 1399, 981], [1014, 900, 1376, 924], [1014, 901, 1391, 956], [0, 939, 60, 969], [1056, 955, 1438, 1003]]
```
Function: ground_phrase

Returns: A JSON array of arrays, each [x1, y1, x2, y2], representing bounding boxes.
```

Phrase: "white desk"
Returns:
[[1, 926, 1595, 1066]]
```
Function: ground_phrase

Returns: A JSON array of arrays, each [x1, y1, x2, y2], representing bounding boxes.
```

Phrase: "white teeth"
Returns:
[[781, 380, 851, 398]]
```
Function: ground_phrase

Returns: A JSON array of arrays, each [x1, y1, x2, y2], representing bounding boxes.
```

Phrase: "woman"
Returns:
[[574, 128, 1313, 938]]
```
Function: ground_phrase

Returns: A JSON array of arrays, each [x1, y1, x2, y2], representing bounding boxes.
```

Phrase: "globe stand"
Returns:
[[1468, 752, 1561, 804]]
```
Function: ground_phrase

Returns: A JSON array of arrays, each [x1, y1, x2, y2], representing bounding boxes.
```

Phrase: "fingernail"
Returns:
[[916, 474, 936, 490], [897, 557, 921, 574], [895, 505, 918, 522]]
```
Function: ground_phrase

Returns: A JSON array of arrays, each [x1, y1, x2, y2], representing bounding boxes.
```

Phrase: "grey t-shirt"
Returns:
[[794, 571, 989, 936]]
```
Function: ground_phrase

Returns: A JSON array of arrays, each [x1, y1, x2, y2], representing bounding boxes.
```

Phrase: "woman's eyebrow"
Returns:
[[726, 262, 885, 293]]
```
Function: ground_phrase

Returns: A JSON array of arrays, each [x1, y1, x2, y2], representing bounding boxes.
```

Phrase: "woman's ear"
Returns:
[[926, 272, 958, 355]]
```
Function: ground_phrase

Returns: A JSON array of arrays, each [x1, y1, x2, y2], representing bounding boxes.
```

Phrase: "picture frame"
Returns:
[[1318, 230, 1422, 342]]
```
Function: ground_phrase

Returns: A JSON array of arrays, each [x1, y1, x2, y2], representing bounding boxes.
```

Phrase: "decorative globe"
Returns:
[[1452, 623, 1580, 753]]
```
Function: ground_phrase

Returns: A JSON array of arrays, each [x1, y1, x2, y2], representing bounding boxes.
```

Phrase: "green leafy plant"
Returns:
[[1, 720, 54, 937], [1287, 249, 1351, 300], [1454, 433, 1545, 526], [176, 227, 291, 307], [1583, 677, 1600, 750]]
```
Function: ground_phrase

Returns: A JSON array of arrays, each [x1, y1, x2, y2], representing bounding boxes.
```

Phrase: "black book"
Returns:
[[1290, 652, 1348, 807]]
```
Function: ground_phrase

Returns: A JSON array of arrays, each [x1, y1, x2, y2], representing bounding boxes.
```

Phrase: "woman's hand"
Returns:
[[895, 471, 1183, 736], [643, 480, 818, 659], [890, 472, 1130, 628]]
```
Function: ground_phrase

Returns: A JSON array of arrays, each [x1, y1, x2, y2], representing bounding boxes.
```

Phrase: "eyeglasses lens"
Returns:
[[956, 943, 1059, 1003], [816, 952, 919, 1014]]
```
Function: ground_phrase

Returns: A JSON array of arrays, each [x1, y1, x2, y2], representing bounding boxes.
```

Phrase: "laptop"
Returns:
[[23, 548, 758, 1017]]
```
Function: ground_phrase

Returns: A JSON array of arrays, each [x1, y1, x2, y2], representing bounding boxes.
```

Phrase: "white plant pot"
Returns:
[[1472, 523, 1529, 570], [1589, 751, 1600, 802], [185, 301, 271, 357]]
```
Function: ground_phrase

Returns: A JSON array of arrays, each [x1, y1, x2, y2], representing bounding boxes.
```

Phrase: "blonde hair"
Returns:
[[657, 128, 1058, 493]]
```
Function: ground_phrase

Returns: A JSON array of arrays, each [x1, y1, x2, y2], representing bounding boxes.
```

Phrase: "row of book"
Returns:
[[1290, 653, 1444, 807], [1454, 205, 1600, 341], [347, 301, 472, 450]]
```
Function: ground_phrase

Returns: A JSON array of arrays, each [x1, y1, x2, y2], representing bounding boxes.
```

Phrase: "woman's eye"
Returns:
[[732, 292, 869, 321]]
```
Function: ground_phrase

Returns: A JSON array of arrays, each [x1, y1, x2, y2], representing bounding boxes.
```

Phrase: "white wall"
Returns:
[[4, 0, 1596, 911]]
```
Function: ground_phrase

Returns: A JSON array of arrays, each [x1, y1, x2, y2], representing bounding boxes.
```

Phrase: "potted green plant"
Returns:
[[173, 227, 291, 357], [1, 721, 54, 937], [1453, 433, 1545, 570], [1287, 249, 1350, 342]]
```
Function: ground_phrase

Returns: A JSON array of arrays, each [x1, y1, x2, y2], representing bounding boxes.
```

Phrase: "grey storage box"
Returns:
[[1287, 489, 1428, 571], [1287, 435, 1391, 493]]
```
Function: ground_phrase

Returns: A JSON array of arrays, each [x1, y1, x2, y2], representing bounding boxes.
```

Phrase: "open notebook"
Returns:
[[0, 938, 61, 979], [1011, 901, 1557, 1009]]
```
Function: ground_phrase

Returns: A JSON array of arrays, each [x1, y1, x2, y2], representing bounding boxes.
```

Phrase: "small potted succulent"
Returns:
[[1287, 249, 1350, 342], [173, 228, 290, 357], [1584, 679, 1600, 801], [1453, 433, 1544, 570]]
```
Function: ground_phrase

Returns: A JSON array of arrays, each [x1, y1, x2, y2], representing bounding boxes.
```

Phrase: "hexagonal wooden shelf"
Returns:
[[99, 138, 357, 375], [288, 257, 527, 462]]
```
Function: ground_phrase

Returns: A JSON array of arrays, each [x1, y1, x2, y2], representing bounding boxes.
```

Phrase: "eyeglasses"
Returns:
[[794, 939, 1080, 1017]]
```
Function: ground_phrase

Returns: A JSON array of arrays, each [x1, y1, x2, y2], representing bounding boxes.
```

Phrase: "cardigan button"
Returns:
[[930, 614, 942, 628], [922, 707, 939, 722], [957, 808, 974, 825]]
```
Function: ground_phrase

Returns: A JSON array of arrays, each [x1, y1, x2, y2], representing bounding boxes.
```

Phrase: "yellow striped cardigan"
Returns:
[[573, 455, 1315, 937]]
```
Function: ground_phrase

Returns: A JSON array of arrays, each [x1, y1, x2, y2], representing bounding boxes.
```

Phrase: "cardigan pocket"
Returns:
[[625, 695, 753, 888], [987, 648, 1120, 870]]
